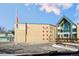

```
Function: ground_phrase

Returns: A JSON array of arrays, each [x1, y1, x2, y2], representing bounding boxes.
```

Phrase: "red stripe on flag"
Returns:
[[16, 17, 18, 28]]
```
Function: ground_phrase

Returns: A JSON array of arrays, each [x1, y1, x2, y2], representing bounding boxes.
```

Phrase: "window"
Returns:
[[58, 35, 60, 38], [64, 34, 68, 37], [43, 26, 48, 29], [58, 29, 61, 32], [43, 30, 44, 32], [61, 35, 63, 38], [46, 27, 48, 29], [43, 38, 45, 40], [46, 31, 48, 32], [47, 38, 48, 40], [47, 34, 48, 36], [72, 34, 77, 39], [43, 34, 45, 36], [60, 30, 63, 32], [73, 28, 76, 32]]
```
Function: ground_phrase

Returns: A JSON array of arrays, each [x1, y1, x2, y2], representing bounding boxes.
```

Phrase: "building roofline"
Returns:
[[57, 16, 76, 26], [18, 22, 57, 27]]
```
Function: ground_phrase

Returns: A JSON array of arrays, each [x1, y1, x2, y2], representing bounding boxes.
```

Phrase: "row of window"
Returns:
[[42, 30, 48, 32], [58, 34, 68, 37], [58, 34, 77, 38], [42, 31, 53, 33], [58, 29, 70, 32], [43, 38, 49, 40], [43, 34, 49, 36], [58, 29, 76, 32], [42, 26, 54, 33], [43, 26, 48, 29]]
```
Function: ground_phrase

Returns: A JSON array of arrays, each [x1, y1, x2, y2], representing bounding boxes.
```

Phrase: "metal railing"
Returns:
[[0, 36, 14, 42], [56, 38, 79, 43]]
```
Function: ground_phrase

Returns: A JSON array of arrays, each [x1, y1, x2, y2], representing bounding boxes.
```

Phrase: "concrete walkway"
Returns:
[[52, 44, 79, 52]]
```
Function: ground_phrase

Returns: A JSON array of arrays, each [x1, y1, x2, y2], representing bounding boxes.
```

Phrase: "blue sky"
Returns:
[[0, 3, 79, 30]]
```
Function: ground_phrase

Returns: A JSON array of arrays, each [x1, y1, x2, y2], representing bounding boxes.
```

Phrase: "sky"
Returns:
[[0, 3, 79, 30]]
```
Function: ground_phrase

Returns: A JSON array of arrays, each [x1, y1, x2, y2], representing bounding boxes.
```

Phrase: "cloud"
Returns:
[[38, 3, 73, 15], [24, 3, 73, 16], [58, 3, 72, 9], [39, 4, 61, 15]]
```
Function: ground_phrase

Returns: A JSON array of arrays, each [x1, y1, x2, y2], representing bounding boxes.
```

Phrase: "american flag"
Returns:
[[16, 16, 19, 28], [16, 7, 19, 29]]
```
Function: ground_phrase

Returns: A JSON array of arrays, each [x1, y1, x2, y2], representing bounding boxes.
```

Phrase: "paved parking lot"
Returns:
[[0, 42, 71, 55]]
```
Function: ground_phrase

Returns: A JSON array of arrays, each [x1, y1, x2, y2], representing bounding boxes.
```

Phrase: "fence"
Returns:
[[56, 38, 79, 43], [0, 36, 14, 42]]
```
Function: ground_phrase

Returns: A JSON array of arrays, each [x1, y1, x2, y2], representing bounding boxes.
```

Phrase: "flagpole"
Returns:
[[16, 7, 19, 29]]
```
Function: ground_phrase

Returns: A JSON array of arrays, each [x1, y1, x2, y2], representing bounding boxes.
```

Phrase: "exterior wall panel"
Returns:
[[77, 24, 79, 42], [15, 24, 26, 43], [15, 24, 56, 44], [26, 24, 50, 44]]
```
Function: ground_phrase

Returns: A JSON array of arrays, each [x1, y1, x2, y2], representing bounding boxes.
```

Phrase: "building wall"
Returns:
[[26, 24, 48, 44], [77, 24, 79, 41], [15, 24, 26, 43], [15, 24, 56, 44], [49, 25, 57, 44]]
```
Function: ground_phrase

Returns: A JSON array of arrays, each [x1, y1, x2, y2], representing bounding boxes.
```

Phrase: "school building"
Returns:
[[14, 16, 79, 44], [15, 23, 57, 44], [57, 16, 79, 43]]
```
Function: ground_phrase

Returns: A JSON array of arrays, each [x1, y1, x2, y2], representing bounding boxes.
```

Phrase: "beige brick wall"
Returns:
[[49, 25, 57, 44], [77, 24, 79, 42], [15, 24, 57, 44], [26, 24, 50, 44], [15, 24, 26, 43]]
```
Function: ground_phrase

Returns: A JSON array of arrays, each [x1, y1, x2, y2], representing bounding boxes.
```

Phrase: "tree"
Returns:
[[0, 27, 6, 33], [8, 29, 15, 35]]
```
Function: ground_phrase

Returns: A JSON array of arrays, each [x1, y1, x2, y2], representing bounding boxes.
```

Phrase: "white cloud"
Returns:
[[38, 3, 73, 15], [58, 3, 72, 9], [39, 4, 61, 15], [24, 3, 73, 15]]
